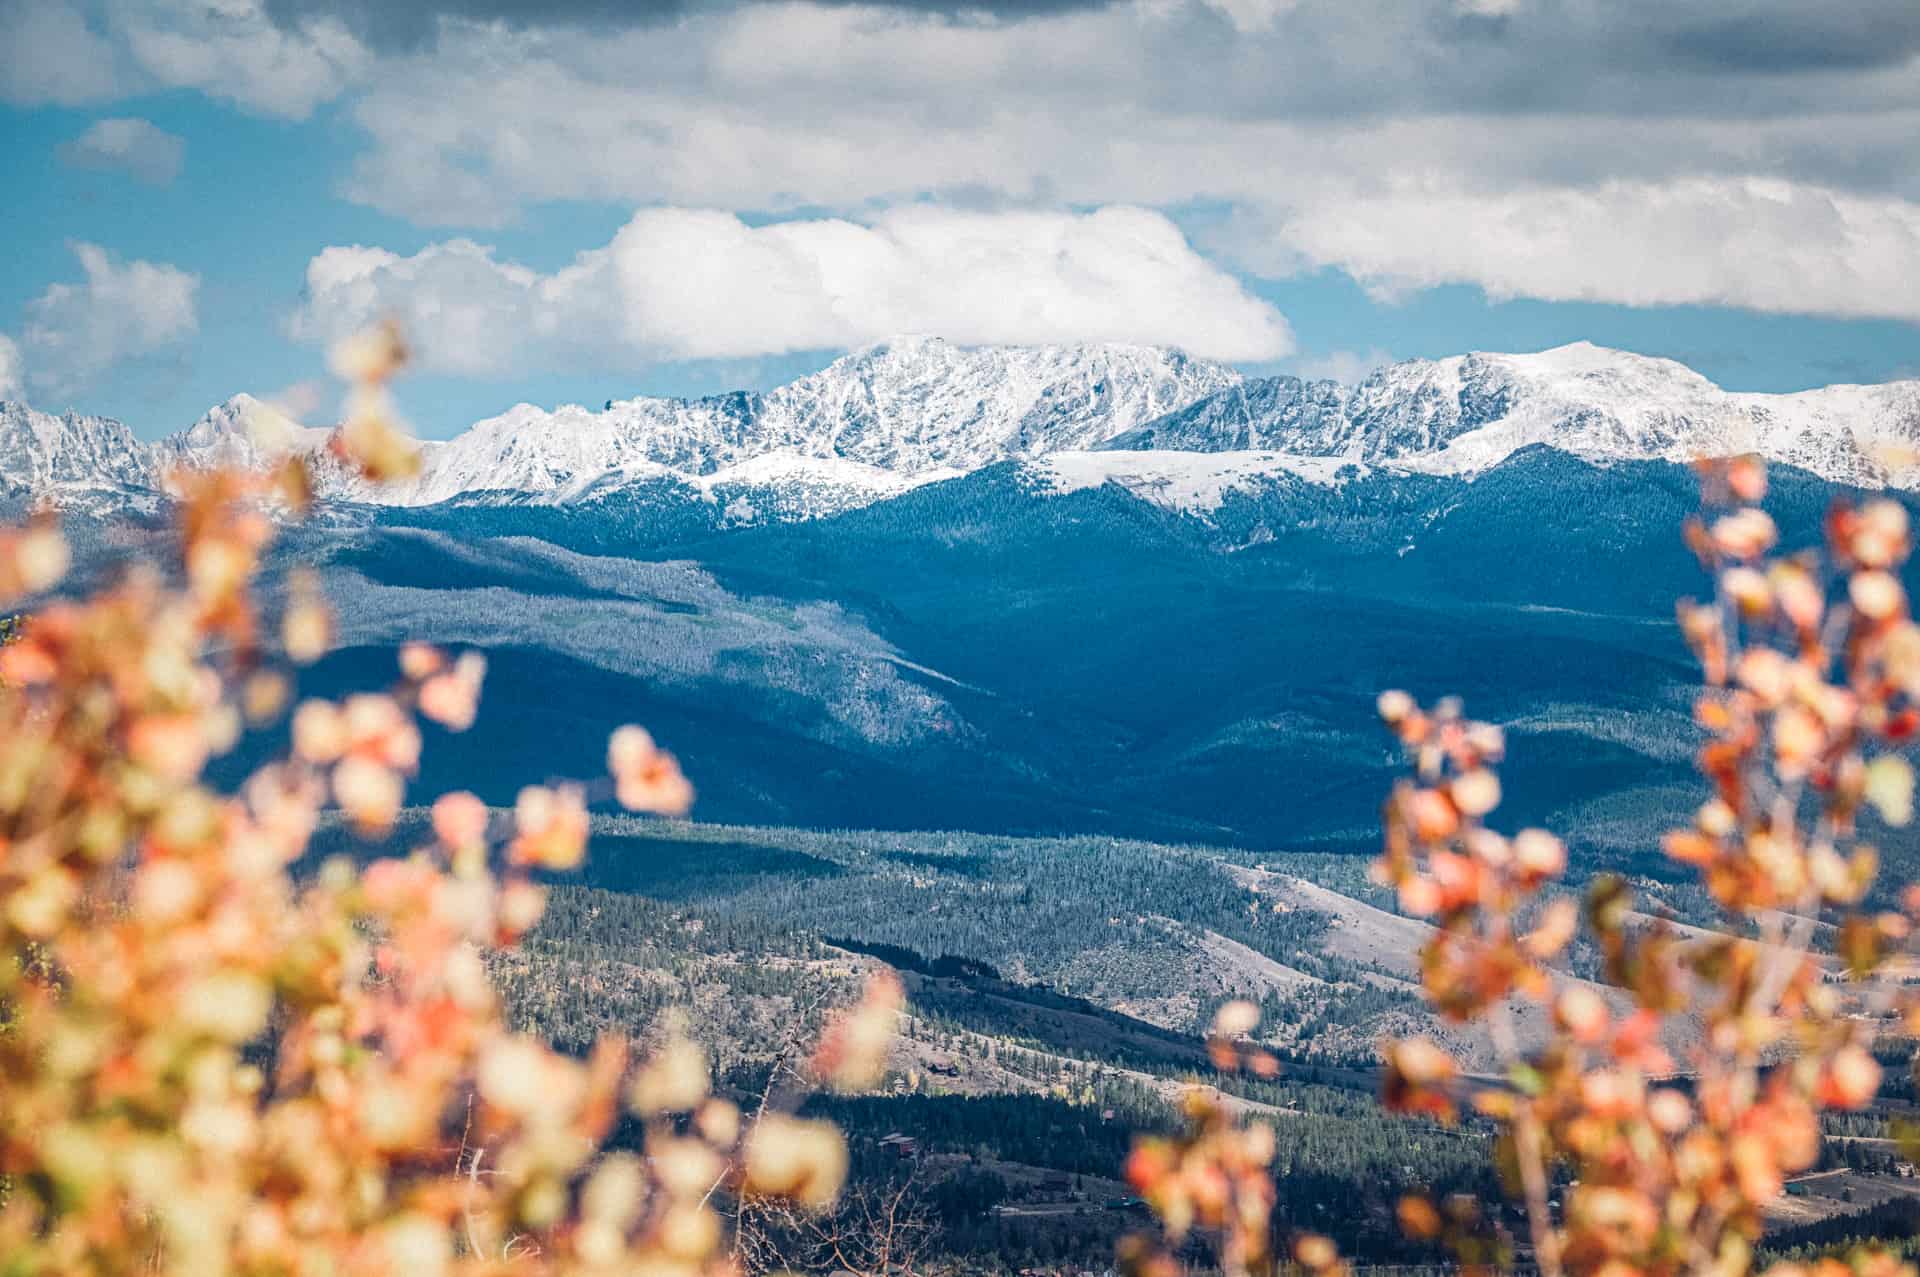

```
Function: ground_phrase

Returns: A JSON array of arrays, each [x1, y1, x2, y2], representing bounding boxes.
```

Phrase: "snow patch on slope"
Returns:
[[696, 452, 964, 524], [1032, 450, 1374, 512]]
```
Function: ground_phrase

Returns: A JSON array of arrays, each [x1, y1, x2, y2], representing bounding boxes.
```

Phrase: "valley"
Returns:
[[362, 814, 1914, 1272], [392, 814, 1507, 1268]]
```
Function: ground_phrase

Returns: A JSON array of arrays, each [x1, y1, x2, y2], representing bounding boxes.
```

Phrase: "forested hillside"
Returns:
[[298, 811, 1920, 1271]]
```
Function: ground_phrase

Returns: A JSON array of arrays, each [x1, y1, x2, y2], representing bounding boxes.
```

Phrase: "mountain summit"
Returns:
[[381, 337, 1242, 505], [152, 394, 335, 475], [1107, 342, 1920, 487]]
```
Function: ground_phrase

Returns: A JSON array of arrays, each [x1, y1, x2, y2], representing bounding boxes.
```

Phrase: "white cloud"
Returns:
[[0, 0, 119, 105], [11, 0, 1920, 336], [329, 2, 1920, 227], [1264, 177, 1920, 322], [290, 206, 1294, 371], [301, 3, 1920, 330], [58, 117, 186, 186], [20, 243, 200, 398], [0, 336, 22, 400], [113, 0, 367, 119], [2, 0, 365, 118]]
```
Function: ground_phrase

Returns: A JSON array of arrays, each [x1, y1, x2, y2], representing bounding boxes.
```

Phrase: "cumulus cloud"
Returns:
[[116, 0, 369, 119], [1666, 9, 1920, 73], [328, 0, 1920, 245], [1264, 178, 1920, 323], [58, 117, 186, 186], [255, 0, 1920, 74], [0, 337, 22, 400], [290, 206, 1293, 371], [19, 243, 200, 398]]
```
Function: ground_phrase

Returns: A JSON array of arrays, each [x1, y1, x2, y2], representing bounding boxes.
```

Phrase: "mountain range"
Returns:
[[8, 338, 1920, 521], [12, 336, 1920, 869]]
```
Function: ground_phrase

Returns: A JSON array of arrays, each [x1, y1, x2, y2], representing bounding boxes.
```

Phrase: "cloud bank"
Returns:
[[290, 206, 1294, 372], [14, 0, 1920, 352], [303, 0, 1920, 327]]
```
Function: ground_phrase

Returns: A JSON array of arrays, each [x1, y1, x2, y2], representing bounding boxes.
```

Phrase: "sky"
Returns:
[[3, 0, 1920, 440]]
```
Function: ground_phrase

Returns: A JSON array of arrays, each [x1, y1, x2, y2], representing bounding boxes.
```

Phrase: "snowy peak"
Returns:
[[1120, 342, 1920, 487], [378, 337, 1240, 507], [0, 401, 150, 494], [1, 395, 351, 509], [154, 394, 336, 475], [384, 396, 745, 506], [755, 336, 1241, 471], [1483, 340, 1719, 389], [1336, 343, 1730, 461]]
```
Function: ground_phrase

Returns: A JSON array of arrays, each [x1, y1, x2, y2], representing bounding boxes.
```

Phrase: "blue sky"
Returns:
[[4, 0, 1920, 439]]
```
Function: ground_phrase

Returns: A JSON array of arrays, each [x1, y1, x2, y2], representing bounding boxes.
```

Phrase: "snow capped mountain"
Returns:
[[486, 450, 955, 525], [753, 336, 1239, 470], [1111, 343, 1920, 487], [1, 395, 356, 511], [375, 336, 1240, 507], [698, 452, 957, 525], [0, 401, 151, 494], [152, 394, 336, 476], [17, 340, 1920, 524], [1030, 450, 1372, 513]]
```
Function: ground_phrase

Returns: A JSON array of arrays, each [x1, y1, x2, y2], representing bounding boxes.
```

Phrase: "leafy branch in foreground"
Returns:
[[0, 326, 894, 1276], [1127, 457, 1920, 1277]]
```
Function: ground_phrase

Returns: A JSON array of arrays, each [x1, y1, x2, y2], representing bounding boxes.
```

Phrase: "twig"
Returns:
[[1488, 999, 1564, 1277]]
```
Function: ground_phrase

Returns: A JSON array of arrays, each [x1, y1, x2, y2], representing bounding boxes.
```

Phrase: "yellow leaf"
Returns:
[[1866, 756, 1914, 826]]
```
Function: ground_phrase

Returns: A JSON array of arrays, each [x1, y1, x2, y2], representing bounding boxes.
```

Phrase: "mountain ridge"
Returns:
[[367, 336, 1242, 506], [9, 339, 1920, 517], [1106, 342, 1920, 488]]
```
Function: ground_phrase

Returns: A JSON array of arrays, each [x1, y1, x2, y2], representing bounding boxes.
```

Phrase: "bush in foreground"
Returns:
[[0, 329, 893, 1277], [1125, 458, 1920, 1277]]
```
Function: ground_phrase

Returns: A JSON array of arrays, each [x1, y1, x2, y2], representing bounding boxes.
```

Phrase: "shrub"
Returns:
[[1126, 458, 1920, 1277], [0, 327, 891, 1277]]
